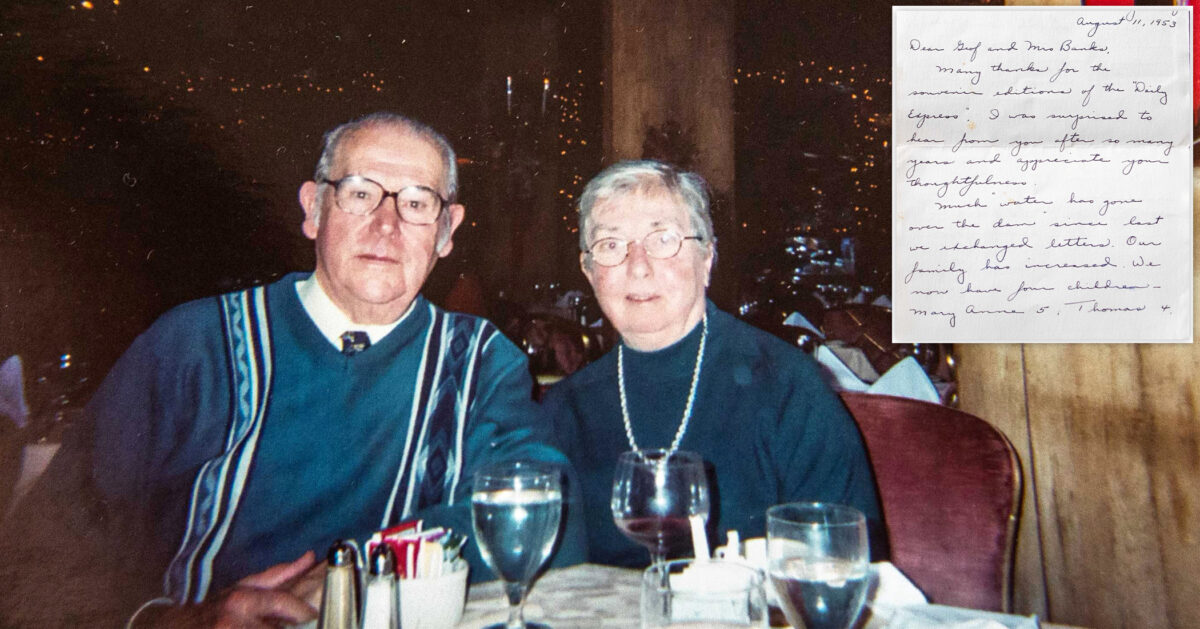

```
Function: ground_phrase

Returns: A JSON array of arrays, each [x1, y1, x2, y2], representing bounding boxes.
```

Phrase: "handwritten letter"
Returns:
[[893, 7, 1192, 342]]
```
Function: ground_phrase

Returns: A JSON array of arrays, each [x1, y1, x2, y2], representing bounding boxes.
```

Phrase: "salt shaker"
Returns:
[[361, 543, 401, 629], [317, 541, 360, 629]]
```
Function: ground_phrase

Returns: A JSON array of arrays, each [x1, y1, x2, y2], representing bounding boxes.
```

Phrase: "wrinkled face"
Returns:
[[581, 190, 712, 351], [300, 125, 464, 324]]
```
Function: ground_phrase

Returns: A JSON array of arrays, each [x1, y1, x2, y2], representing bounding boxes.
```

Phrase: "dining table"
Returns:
[[455, 563, 1090, 629]]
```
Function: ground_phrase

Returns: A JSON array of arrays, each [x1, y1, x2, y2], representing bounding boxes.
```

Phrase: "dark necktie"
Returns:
[[340, 330, 370, 356]]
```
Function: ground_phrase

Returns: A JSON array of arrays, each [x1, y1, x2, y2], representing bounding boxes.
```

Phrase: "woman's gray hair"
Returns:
[[311, 111, 459, 249], [577, 160, 716, 266]]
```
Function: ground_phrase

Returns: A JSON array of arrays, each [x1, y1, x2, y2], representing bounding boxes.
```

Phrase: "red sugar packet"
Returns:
[[365, 520, 448, 578]]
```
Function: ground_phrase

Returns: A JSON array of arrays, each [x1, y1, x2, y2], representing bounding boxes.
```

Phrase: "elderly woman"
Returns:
[[541, 160, 882, 567]]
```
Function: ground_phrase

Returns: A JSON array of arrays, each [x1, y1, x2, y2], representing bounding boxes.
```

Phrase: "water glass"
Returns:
[[641, 559, 768, 628], [766, 502, 870, 629], [472, 461, 563, 629]]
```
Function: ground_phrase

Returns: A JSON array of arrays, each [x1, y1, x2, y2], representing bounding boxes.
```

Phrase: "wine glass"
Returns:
[[611, 449, 710, 566], [471, 461, 564, 629], [766, 502, 871, 629]]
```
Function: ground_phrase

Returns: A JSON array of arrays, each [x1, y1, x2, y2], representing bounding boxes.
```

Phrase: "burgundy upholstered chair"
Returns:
[[839, 391, 1022, 612]]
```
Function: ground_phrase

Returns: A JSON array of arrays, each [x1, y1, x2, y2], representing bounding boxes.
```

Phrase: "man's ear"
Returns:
[[436, 203, 466, 258], [299, 181, 320, 240], [580, 252, 595, 285]]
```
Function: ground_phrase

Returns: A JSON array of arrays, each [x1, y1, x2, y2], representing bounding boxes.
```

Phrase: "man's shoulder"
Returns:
[[137, 276, 300, 352], [429, 302, 525, 358], [434, 304, 497, 331], [146, 294, 223, 338]]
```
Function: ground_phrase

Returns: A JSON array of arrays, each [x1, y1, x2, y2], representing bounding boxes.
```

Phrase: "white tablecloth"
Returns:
[[458, 564, 1068, 628]]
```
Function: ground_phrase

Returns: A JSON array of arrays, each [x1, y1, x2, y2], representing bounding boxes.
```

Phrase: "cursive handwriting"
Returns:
[[1123, 138, 1173, 156], [1066, 279, 1151, 291], [1047, 236, 1112, 248], [1120, 158, 1169, 175], [1015, 153, 1109, 171], [905, 260, 967, 285], [952, 132, 1000, 153], [1025, 257, 1117, 269], [909, 174, 1028, 198], [894, 7, 1186, 340], [994, 85, 1072, 97], [1099, 197, 1141, 216], [906, 158, 955, 178], [1077, 11, 1135, 37], [1007, 280, 1055, 301], [1063, 299, 1147, 313], [1045, 109, 1127, 131], [909, 109, 960, 129], [941, 237, 1033, 262]]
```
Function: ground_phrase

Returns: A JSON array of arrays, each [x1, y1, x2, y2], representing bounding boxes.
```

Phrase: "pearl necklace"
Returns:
[[618, 316, 708, 454]]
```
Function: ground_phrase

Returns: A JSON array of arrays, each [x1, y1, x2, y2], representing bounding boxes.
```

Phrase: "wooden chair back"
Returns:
[[840, 391, 1022, 612]]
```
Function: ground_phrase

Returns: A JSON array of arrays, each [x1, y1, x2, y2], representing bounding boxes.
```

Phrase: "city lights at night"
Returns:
[[2, 0, 902, 387]]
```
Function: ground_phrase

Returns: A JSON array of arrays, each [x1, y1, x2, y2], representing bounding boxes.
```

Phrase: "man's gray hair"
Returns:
[[311, 112, 459, 249], [577, 160, 716, 267]]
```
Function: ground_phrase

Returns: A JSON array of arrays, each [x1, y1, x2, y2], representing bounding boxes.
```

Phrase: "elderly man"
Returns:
[[0, 112, 582, 628], [541, 160, 882, 568]]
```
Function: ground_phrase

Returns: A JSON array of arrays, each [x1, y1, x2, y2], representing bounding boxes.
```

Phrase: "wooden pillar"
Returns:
[[603, 0, 734, 196], [602, 0, 735, 303]]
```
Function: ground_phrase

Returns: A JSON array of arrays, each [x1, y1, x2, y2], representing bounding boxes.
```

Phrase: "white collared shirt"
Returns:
[[295, 274, 414, 350]]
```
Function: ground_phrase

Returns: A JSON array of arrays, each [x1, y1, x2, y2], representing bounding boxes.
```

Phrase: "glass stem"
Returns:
[[503, 580, 529, 629], [650, 552, 672, 619]]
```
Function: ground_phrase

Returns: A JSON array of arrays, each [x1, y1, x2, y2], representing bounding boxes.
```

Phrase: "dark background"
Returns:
[[1, 0, 983, 406]]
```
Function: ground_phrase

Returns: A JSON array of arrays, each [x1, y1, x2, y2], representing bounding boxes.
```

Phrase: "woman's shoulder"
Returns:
[[710, 307, 804, 358], [709, 307, 827, 383], [541, 349, 616, 403]]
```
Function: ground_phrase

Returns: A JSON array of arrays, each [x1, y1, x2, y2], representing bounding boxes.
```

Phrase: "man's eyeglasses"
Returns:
[[585, 229, 704, 267], [319, 175, 448, 225]]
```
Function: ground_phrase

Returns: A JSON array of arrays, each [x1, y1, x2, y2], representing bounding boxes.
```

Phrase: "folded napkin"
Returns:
[[868, 604, 1039, 629], [815, 347, 942, 405], [861, 564, 1038, 629], [782, 312, 824, 339], [867, 356, 940, 404], [815, 344, 874, 392], [828, 342, 881, 383], [870, 561, 927, 607]]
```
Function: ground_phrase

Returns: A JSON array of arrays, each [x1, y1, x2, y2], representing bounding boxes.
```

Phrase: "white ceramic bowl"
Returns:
[[398, 563, 469, 629]]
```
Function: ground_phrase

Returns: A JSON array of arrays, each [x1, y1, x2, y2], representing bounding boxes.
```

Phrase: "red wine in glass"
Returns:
[[614, 514, 693, 557], [611, 449, 710, 565]]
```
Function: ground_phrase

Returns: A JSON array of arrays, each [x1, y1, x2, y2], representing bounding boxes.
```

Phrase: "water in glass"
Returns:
[[766, 502, 870, 629], [472, 461, 564, 629]]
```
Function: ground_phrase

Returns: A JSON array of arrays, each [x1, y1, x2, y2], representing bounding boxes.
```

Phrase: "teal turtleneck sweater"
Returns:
[[542, 301, 882, 567]]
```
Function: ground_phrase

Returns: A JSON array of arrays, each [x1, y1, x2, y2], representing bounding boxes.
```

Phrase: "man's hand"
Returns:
[[146, 551, 321, 629]]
